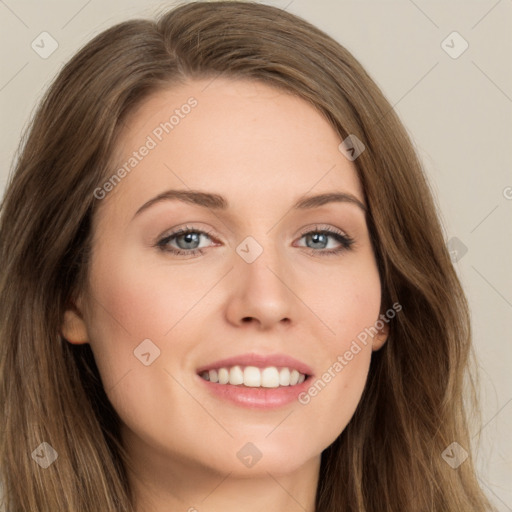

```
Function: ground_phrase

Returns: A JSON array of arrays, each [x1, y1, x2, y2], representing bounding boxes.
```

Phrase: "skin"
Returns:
[[62, 77, 388, 512]]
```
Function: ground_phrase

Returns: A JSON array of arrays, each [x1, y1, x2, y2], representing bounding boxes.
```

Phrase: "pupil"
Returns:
[[309, 233, 327, 249], [180, 232, 199, 249]]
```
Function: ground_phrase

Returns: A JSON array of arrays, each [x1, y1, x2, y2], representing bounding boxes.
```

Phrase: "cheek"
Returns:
[[89, 249, 223, 337], [83, 248, 164, 390], [295, 258, 381, 441], [296, 337, 373, 453], [308, 255, 382, 342], [83, 246, 221, 390]]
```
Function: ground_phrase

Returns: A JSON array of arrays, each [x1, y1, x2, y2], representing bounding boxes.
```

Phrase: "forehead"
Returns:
[[100, 77, 364, 223]]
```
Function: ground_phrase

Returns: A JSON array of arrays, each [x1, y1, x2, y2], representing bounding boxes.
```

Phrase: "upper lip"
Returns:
[[196, 353, 314, 376]]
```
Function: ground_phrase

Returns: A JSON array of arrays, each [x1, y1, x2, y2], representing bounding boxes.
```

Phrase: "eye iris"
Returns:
[[308, 233, 328, 249], [177, 232, 200, 249]]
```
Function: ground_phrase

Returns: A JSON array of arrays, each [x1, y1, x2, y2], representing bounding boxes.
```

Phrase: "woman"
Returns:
[[0, 1, 495, 510]]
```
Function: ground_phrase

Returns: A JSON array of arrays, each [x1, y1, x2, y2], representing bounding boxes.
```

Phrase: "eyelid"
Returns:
[[297, 223, 349, 238], [157, 224, 219, 243]]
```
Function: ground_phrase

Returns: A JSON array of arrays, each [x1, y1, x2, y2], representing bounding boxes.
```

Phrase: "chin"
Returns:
[[196, 432, 323, 477]]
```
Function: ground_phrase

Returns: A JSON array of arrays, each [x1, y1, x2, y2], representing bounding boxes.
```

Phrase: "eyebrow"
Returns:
[[133, 189, 367, 219]]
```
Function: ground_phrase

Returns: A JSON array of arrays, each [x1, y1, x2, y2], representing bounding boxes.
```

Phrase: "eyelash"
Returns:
[[156, 225, 355, 257]]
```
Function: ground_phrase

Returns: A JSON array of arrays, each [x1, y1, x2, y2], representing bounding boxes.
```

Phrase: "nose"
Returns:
[[224, 243, 297, 330]]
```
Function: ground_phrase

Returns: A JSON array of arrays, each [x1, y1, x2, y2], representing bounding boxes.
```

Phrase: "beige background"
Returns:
[[1, 0, 511, 508]]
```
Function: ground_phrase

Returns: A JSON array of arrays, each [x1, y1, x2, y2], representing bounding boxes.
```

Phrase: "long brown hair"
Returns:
[[0, 1, 495, 510]]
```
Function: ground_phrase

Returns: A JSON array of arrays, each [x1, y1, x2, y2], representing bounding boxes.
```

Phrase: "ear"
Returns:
[[60, 296, 89, 345], [372, 315, 389, 352]]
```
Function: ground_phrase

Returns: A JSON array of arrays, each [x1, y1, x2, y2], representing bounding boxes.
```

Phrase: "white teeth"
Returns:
[[200, 365, 307, 387], [279, 367, 290, 386], [244, 366, 261, 387], [218, 368, 229, 384], [261, 367, 280, 388], [229, 366, 244, 385]]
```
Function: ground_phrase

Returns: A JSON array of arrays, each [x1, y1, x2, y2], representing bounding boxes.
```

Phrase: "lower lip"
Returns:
[[197, 375, 312, 409]]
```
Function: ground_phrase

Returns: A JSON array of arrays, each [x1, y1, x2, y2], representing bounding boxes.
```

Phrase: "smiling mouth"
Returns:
[[199, 365, 308, 388]]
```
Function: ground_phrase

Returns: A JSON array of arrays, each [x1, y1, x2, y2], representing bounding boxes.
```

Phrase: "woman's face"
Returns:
[[63, 77, 387, 479]]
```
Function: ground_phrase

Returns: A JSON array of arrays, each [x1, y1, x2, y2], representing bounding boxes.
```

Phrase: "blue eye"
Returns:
[[157, 226, 214, 256], [156, 225, 354, 257], [297, 228, 354, 255]]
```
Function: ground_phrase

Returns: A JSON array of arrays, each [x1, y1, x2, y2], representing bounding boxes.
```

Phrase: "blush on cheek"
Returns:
[[323, 296, 382, 356], [93, 249, 223, 341], [312, 258, 382, 340]]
